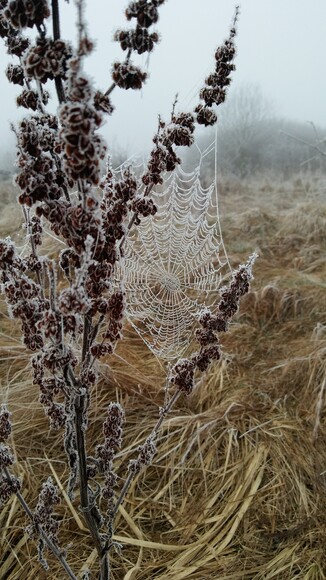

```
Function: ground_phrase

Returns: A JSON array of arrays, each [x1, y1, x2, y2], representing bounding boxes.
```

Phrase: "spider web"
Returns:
[[115, 141, 231, 361]]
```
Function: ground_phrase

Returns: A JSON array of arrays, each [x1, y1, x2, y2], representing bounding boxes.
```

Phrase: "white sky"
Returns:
[[1, 0, 326, 158]]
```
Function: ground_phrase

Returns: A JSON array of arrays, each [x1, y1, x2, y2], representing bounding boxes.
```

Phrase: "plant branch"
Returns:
[[51, 0, 66, 104], [119, 183, 154, 251], [281, 130, 326, 157], [22, 206, 44, 293], [3, 467, 78, 580], [52, 0, 61, 40], [111, 390, 181, 521], [74, 395, 108, 575]]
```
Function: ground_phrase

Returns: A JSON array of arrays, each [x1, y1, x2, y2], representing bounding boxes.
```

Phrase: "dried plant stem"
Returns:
[[112, 390, 181, 521], [22, 206, 43, 291], [119, 183, 154, 252], [74, 313, 110, 578], [51, 0, 66, 103], [82, 313, 92, 362], [74, 393, 109, 579], [2, 467, 77, 580], [313, 377, 326, 442], [51, 0, 61, 39]]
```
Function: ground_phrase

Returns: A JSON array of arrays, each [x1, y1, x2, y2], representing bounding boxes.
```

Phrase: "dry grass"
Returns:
[[1, 173, 326, 579]]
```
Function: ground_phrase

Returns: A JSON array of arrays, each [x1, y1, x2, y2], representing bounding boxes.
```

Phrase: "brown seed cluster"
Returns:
[[0, 443, 14, 468], [58, 72, 107, 185], [112, 61, 147, 90], [92, 403, 125, 513], [103, 290, 125, 345], [23, 37, 72, 83], [6, 32, 29, 55], [125, 0, 165, 27], [96, 403, 125, 473], [0, 405, 21, 507], [29, 215, 43, 246], [26, 476, 60, 539], [169, 359, 196, 396], [0, 1, 10, 36], [128, 434, 157, 474], [170, 254, 256, 396], [26, 477, 60, 568], [93, 90, 114, 115], [142, 113, 195, 186], [0, 238, 48, 351], [100, 165, 142, 253], [0, 405, 12, 441], [130, 196, 157, 224], [5, 62, 24, 84], [16, 115, 70, 206], [31, 342, 74, 429], [113, 1, 165, 90], [42, 202, 89, 250], [3, 0, 50, 30], [17, 88, 49, 110], [195, 6, 239, 126], [115, 27, 159, 55], [0, 2, 30, 56], [0, 472, 21, 506]]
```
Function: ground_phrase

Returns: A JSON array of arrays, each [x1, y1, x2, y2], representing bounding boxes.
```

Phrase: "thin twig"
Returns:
[[281, 130, 326, 157]]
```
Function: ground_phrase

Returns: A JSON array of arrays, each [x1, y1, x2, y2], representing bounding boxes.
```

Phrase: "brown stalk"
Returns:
[[51, 0, 66, 104]]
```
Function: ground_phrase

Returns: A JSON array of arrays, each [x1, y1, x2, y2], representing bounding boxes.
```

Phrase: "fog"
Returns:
[[0, 0, 326, 162]]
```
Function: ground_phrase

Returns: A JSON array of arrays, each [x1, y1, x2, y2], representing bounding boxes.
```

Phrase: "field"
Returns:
[[0, 171, 326, 579]]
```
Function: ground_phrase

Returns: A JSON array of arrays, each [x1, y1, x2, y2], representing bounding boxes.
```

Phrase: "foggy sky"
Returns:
[[0, 0, 326, 160]]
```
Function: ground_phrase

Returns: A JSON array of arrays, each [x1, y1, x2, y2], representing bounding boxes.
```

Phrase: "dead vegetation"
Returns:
[[1, 173, 326, 579]]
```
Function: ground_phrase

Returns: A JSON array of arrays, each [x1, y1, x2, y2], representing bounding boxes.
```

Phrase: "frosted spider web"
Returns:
[[115, 141, 231, 361]]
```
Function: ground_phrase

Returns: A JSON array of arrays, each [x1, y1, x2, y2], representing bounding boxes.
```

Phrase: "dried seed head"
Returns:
[[126, 1, 165, 28], [0, 405, 12, 441], [112, 62, 147, 90], [0, 474, 21, 506], [102, 471, 117, 501], [26, 477, 60, 544], [58, 94, 107, 185], [6, 34, 30, 56], [93, 91, 114, 114], [193, 344, 221, 372], [23, 38, 72, 83], [115, 26, 159, 54], [17, 89, 49, 110], [0, 443, 14, 468], [195, 6, 238, 127], [4, 0, 50, 30], [5, 63, 24, 85], [96, 402, 125, 472], [170, 358, 196, 395], [128, 435, 157, 474]]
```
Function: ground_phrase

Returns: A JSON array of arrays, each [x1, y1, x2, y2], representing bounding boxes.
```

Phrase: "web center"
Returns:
[[161, 273, 181, 293]]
